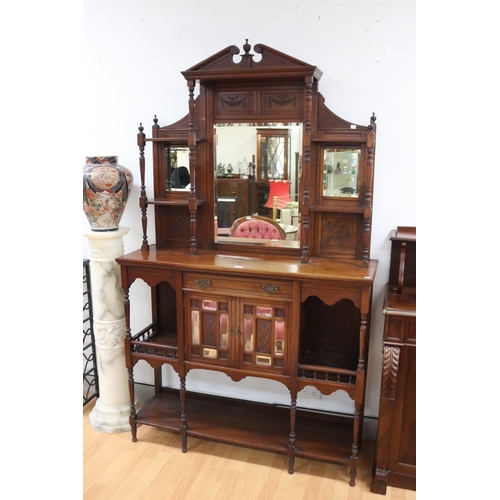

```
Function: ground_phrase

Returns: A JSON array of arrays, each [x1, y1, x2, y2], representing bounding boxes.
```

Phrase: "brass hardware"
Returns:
[[195, 278, 212, 289], [202, 348, 217, 358], [256, 355, 272, 366], [261, 284, 279, 294], [237, 327, 241, 338], [230, 327, 235, 336]]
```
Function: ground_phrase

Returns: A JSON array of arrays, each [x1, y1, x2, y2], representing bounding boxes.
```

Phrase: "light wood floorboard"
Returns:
[[83, 398, 416, 500]]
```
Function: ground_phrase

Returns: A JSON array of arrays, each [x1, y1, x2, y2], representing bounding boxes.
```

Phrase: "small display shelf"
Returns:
[[298, 361, 357, 386], [131, 324, 178, 359]]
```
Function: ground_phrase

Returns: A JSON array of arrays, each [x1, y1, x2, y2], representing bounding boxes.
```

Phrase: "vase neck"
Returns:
[[85, 156, 118, 165]]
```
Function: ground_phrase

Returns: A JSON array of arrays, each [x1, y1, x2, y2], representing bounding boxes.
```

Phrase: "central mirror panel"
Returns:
[[214, 123, 302, 249]]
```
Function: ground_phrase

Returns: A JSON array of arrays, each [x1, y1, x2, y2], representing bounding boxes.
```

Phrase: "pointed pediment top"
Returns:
[[182, 40, 322, 81]]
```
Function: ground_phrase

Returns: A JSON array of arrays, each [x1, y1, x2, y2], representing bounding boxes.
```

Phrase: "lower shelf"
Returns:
[[135, 388, 355, 465]]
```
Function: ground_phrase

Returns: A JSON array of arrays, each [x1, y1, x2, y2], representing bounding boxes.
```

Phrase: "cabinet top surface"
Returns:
[[390, 227, 416, 242], [117, 246, 377, 285]]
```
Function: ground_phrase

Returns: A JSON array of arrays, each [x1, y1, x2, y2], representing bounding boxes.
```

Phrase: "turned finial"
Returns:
[[240, 39, 254, 68]]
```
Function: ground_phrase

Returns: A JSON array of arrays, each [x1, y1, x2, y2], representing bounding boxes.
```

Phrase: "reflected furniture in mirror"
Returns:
[[216, 176, 253, 229], [165, 147, 190, 190], [323, 148, 361, 198], [215, 123, 300, 220], [116, 40, 377, 486], [257, 128, 289, 180], [229, 215, 286, 240], [264, 179, 291, 220]]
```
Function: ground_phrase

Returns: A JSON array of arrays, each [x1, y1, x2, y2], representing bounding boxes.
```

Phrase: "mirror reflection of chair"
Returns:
[[229, 215, 286, 240]]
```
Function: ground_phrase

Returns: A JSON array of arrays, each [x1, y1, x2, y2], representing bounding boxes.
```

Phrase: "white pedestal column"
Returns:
[[84, 227, 142, 433]]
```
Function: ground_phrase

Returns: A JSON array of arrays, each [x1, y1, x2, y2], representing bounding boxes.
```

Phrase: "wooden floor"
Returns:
[[83, 398, 416, 500]]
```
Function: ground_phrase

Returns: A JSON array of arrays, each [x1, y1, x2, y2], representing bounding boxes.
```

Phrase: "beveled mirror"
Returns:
[[323, 147, 361, 198], [214, 122, 302, 248], [165, 146, 190, 190]]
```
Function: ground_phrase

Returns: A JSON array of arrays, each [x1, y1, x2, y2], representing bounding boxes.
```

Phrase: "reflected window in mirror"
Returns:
[[323, 148, 361, 198], [165, 146, 190, 190]]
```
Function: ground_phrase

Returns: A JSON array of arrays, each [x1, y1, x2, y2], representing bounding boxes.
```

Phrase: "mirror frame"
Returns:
[[140, 41, 376, 263]]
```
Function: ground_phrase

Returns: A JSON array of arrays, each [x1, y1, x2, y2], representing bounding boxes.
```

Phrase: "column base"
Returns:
[[89, 397, 143, 433]]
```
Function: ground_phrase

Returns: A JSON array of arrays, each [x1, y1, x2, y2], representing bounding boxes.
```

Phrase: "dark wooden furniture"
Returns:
[[117, 40, 377, 486], [256, 128, 290, 180], [216, 177, 253, 225], [371, 227, 416, 494], [215, 195, 237, 229]]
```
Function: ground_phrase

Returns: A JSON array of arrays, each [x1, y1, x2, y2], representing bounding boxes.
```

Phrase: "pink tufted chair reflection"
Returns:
[[229, 215, 286, 240]]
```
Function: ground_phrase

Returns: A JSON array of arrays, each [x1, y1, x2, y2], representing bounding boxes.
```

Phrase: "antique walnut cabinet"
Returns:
[[116, 40, 377, 486], [371, 227, 416, 494]]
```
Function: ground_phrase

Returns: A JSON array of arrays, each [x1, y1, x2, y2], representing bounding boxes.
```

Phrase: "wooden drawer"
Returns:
[[183, 272, 293, 299], [383, 315, 416, 345]]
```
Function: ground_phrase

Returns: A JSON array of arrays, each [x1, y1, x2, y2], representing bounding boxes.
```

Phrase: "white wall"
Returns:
[[83, 0, 416, 438]]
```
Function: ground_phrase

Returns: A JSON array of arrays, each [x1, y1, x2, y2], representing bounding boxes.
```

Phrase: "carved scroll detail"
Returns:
[[381, 346, 400, 399], [256, 319, 271, 353]]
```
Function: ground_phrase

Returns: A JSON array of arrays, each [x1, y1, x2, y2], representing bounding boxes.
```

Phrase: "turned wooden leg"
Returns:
[[128, 368, 138, 442], [349, 457, 357, 487], [288, 396, 297, 474], [349, 405, 362, 486], [180, 377, 188, 453]]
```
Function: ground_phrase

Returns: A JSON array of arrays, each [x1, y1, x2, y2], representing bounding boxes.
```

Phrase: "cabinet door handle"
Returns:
[[237, 327, 241, 338], [261, 284, 279, 294], [230, 327, 235, 337]]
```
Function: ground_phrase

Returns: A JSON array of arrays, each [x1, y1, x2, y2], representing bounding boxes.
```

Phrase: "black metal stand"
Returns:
[[83, 259, 99, 405]]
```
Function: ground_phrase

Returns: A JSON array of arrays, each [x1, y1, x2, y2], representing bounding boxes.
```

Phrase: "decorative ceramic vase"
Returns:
[[83, 156, 133, 231]]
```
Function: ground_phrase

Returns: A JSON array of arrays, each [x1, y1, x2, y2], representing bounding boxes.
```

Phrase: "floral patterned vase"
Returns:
[[83, 156, 133, 231]]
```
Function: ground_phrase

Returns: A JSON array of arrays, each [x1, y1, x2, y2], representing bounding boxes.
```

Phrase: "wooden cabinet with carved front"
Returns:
[[117, 40, 378, 487], [371, 227, 416, 494], [182, 273, 292, 376]]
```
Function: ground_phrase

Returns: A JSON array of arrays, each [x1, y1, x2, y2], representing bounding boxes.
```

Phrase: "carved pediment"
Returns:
[[182, 39, 323, 81]]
